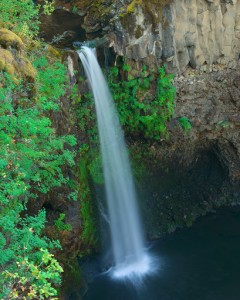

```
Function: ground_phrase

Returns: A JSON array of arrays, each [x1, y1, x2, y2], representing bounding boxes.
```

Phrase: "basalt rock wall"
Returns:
[[110, 0, 240, 73]]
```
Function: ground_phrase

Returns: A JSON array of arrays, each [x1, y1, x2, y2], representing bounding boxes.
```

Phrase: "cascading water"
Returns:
[[78, 47, 151, 279]]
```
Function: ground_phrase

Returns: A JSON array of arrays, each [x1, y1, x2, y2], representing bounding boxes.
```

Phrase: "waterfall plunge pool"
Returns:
[[81, 206, 240, 300], [74, 46, 240, 300]]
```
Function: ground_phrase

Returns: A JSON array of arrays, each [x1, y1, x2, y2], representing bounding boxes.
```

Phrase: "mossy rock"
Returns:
[[0, 48, 36, 82], [45, 45, 62, 59], [0, 28, 24, 51], [0, 29, 35, 81], [20, 57, 37, 82], [0, 48, 15, 75]]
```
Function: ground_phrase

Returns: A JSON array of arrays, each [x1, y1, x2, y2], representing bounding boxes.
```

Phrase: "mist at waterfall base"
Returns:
[[82, 207, 240, 300], [78, 47, 154, 280]]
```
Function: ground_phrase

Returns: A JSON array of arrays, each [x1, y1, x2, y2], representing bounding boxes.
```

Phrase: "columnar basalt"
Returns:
[[110, 0, 240, 73]]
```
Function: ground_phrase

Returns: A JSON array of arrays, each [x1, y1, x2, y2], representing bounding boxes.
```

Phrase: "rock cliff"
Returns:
[[110, 0, 240, 73], [41, 0, 240, 72]]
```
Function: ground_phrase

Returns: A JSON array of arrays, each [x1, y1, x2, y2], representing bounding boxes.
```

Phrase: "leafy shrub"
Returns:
[[108, 64, 176, 140], [0, 0, 54, 38], [178, 117, 192, 131], [0, 54, 76, 298], [1, 211, 63, 299], [54, 214, 72, 232]]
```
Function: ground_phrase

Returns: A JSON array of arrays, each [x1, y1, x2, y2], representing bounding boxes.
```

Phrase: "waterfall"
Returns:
[[78, 47, 150, 279]]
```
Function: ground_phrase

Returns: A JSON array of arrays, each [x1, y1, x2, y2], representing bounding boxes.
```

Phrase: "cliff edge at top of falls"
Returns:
[[46, 0, 240, 73]]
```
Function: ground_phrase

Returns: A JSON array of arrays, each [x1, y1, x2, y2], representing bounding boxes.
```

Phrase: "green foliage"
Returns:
[[0, 54, 76, 298], [178, 117, 192, 131], [54, 213, 72, 232], [88, 153, 104, 185], [71, 85, 99, 249], [70, 84, 99, 245], [72, 6, 79, 13], [108, 64, 176, 140], [71, 83, 98, 144], [0, 69, 76, 197], [0, 0, 54, 38], [34, 56, 68, 108], [78, 148, 97, 249], [1, 211, 62, 299]]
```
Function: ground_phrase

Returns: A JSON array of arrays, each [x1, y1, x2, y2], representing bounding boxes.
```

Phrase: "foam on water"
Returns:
[[112, 254, 151, 279]]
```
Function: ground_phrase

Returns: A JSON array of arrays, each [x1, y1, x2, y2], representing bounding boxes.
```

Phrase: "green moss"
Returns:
[[0, 28, 24, 50], [78, 148, 98, 251], [88, 151, 104, 185], [120, 0, 173, 31], [45, 45, 62, 59], [21, 57, 36, 82], [0, 38, 36, 81], [70, 0, 113, 25], [0, 48, 15, 74]]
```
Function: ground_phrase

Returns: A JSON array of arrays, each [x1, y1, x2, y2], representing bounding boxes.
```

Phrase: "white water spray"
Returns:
[[78, 47, 151, 279]]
